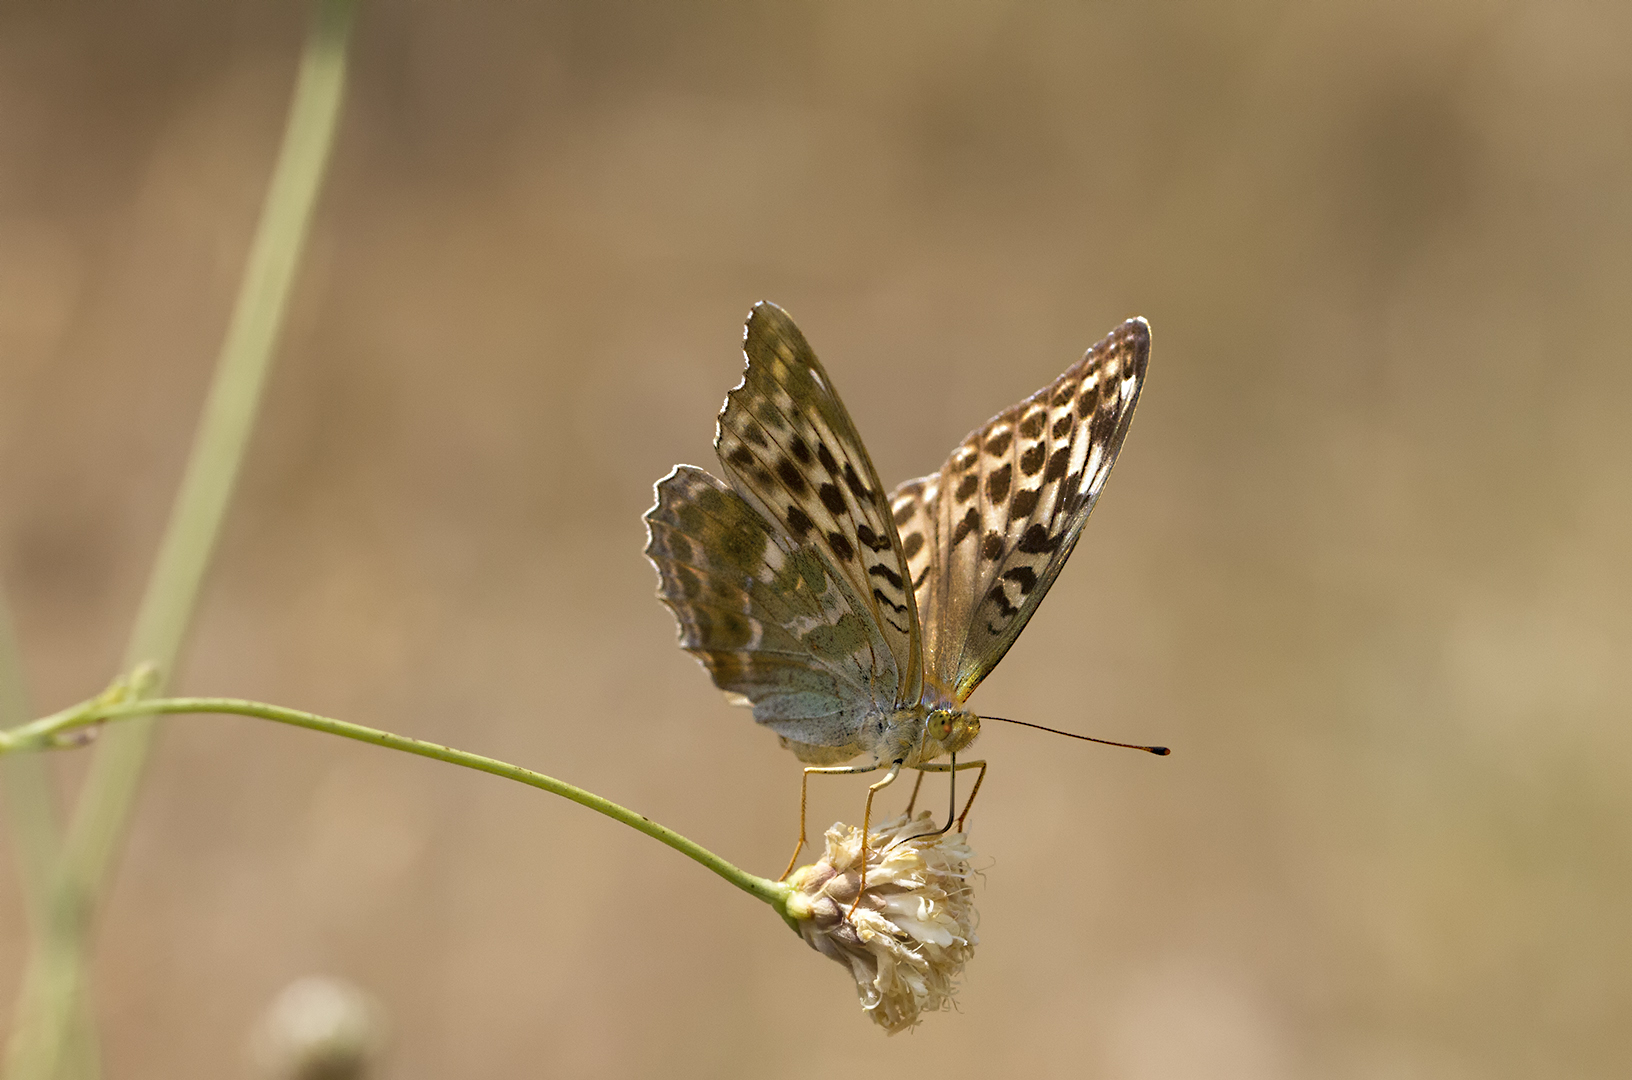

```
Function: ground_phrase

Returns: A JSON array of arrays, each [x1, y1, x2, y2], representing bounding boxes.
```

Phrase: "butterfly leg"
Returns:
[[955, 760, 987, 830], [848, 760, 904, 916], [778, 762, 883, 881], [910, 758, 989, 832]]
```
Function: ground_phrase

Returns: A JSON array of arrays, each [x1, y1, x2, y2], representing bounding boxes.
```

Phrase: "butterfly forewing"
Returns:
[[713, 302, 924, 706], [644, 465, 898, 753], [893, 317, 1149, 702]]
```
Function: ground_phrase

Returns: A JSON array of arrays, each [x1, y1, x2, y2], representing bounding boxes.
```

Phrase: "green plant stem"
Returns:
[[4, 4, 358, 1079], [0, 696, 794, 913]]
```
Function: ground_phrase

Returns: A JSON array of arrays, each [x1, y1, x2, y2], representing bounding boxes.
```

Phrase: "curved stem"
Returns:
[[2, 697, 793, 912]]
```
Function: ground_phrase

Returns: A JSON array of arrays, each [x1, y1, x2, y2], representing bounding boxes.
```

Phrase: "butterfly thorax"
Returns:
[[865, 705, 981, 768]]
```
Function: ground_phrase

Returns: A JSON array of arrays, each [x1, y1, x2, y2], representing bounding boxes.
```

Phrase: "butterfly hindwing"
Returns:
[[713, 302, 924, 706], [644, 465, 897, 753], [894, 317, 1149, 702]]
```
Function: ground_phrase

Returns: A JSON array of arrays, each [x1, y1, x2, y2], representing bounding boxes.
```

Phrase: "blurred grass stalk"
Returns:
[[2, 3, 359, 1077], [0, 597, 54, 955], [0, 596, 100, 1080]]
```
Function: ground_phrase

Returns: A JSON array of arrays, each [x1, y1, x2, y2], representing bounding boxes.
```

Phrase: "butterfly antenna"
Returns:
[[980, 716, 1170, 756]]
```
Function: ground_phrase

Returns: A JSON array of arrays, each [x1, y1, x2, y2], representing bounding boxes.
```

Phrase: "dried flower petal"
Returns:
[[784, 812, 978, 1033]]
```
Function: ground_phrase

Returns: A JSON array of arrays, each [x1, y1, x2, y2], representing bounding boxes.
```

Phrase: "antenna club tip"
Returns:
[[1149, 746, 1171, 756]]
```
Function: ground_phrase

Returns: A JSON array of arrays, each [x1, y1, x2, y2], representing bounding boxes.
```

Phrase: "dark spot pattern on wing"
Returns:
[[818, 483, 846, 515], [776, 458, 809, 495], [985, 464, 1012, 504], [855, 522, 888, 551], [1002, 566, 1037, 594], [1044, 447, 1070, 483], [1011, 487, 1039, 518]]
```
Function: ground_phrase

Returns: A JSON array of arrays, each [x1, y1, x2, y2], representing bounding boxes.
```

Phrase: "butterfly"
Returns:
[[644, 302, 1148, 864]]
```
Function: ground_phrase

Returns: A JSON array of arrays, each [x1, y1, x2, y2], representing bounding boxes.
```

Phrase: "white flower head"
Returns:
[[784, 812, 979, 1033]]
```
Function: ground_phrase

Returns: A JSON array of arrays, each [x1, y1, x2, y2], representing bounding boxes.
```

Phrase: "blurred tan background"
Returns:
[[2, 1, 1630, 1077]]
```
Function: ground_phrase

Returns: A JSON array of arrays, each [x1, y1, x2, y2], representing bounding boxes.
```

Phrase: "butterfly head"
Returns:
[[924, 708, 981, 758]]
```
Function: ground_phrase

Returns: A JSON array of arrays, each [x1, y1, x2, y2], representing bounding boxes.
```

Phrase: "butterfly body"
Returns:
[[771, 703, 982, 769], [645, 302, 1146, 774]]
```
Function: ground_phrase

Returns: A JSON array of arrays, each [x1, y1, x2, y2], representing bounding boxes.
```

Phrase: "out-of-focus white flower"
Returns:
[[784, 812, 979, 1033], [250, 975, 386, 1080]]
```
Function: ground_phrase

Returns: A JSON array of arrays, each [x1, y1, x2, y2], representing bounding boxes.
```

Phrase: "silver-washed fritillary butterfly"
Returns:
[[644, 302, 1150, 867]]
